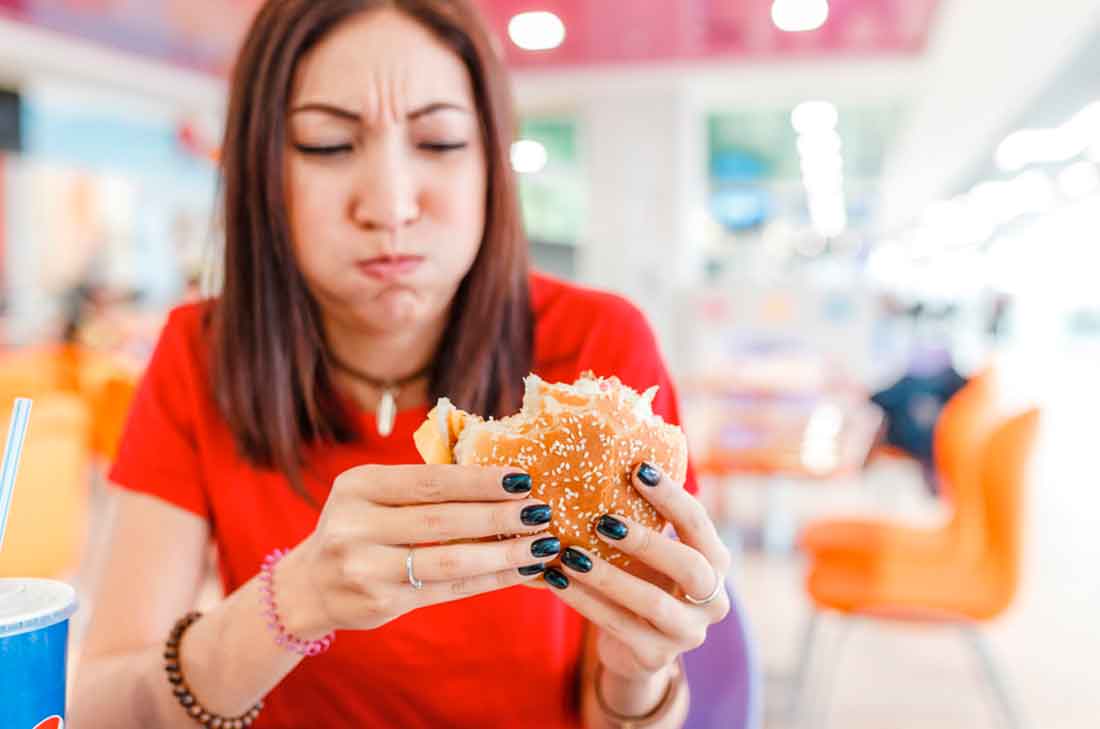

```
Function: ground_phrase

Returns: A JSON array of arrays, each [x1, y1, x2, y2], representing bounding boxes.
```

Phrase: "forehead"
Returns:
[[291, 9, 475, 110]]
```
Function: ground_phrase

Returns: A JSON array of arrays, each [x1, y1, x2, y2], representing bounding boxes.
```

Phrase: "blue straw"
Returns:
[[0, 397, 33, 551]]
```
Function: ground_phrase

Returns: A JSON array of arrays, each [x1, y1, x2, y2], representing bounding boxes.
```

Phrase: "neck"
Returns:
[[324, 313, 447, 411]]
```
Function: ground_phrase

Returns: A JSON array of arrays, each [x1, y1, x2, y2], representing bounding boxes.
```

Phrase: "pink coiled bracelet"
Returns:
[[260, 547, 336, 657]]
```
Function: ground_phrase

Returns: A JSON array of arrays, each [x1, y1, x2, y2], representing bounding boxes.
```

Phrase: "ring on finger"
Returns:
[[406, 547, 423, 590], [682, 570, 723, 606]]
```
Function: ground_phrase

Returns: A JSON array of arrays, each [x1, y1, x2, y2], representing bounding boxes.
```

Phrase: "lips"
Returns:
[[356, 255, 424, 281]]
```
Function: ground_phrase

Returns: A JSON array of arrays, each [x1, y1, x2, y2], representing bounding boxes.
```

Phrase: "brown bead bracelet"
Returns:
[[165, 611, 264, 728]]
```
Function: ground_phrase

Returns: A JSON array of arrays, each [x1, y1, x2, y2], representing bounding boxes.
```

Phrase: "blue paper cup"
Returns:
[[0, 579, 78, 729]]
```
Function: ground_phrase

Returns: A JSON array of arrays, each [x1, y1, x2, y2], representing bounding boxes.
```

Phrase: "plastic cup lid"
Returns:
[[0, 578, 78, 639]]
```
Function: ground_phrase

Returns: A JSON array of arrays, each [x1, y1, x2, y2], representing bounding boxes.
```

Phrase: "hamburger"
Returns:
[[413, 372, 688, 576]]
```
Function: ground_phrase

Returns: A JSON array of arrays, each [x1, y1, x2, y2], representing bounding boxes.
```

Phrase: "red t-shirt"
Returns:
[[110, 271, 698, 729]]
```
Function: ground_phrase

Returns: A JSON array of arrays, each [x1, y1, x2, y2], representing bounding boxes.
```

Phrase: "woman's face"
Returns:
[[285, 9, 487, 336]]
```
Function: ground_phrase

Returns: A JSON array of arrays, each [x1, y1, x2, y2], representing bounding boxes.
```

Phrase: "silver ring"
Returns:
[[406, 548, 423, 590], [683, 572, 723, 606]]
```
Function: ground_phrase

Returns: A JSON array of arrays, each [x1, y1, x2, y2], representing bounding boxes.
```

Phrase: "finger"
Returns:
[[370, 499, 553, 544], [541, 568, 680, 674], [380, 533, 562, 583], [344, 464, 533, 505], [594, 515, 719, 606], [556, 547, 701, 643], [631, 463, 731, 572], [414, 565, 545, 607]]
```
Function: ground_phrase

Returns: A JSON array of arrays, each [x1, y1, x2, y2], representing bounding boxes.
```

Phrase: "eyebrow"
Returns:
[[289, 101, 470, 121]]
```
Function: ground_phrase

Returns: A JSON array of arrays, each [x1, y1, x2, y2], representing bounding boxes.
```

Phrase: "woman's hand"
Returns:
[[279, 464, 560, 637], [542, 463, 731, 684]]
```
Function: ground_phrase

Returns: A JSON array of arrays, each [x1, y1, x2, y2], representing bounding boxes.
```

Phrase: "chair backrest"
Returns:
[[682, 583, 762, 729], [978, 408, 1041, 616], [0, 393, 92, 578], [931, 369, 1003, 560], [89, 375, 139, 462]]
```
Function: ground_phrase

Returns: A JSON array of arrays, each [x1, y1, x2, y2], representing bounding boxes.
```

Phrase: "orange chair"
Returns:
[[790, 409, 1040, 728], [0, 393, 93, 579], [88, 375, 138, 462], [799, 370, 1001, 567]]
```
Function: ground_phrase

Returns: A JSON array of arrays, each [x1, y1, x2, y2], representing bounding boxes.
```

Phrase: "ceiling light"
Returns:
[[771, 0, 830, 32], [510, 139, 548, 174], [791, 101, 838, 135], [508, 11, 566, 51]]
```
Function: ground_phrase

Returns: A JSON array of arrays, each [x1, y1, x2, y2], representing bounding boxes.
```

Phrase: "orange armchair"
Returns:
[[791, 408, 1040, 728]]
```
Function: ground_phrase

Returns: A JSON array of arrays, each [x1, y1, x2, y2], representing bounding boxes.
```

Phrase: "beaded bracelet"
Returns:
[[260, 547, 336, 656], [164, 611, 264, 728]]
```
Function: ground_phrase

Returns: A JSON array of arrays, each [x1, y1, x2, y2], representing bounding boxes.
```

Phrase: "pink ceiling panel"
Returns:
[[0, 0, 941, 75], [474, 0, 942, 69]]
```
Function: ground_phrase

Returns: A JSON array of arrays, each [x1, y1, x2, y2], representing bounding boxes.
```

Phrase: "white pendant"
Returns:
[[376, 387, 398, 437]]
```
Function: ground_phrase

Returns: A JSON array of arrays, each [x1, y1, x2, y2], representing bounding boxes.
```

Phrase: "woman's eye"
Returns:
[[419, 142, 468, 153], [293, 143, 353, 156]]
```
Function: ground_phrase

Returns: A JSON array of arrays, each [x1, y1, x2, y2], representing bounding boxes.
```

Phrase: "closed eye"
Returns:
[[420, 142, 468, 153], [293, 143, 353, 156]]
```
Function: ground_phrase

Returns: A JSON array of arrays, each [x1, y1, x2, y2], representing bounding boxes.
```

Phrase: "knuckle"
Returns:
[[493, 504, 517, 534], [418, 474, 445, 502], [421, 510, 452, 539], [648, 594, 677, 628], [684, 504, 711, 536], [449, 577, 475, 597], [436, 551, 465, 579], [634, 525, 656, 555], [637, 649, 668, 674]]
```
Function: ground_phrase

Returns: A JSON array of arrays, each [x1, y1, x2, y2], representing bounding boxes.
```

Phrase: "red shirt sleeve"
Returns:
[[108, 306, 211, 519], [579, 296, 700, 495]]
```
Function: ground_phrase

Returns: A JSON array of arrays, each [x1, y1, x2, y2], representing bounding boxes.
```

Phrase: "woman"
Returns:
[[71, 1, 732, 727]]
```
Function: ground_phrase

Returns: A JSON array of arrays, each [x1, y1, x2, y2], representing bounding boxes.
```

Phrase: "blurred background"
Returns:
[[0, 1, 1097, 727]]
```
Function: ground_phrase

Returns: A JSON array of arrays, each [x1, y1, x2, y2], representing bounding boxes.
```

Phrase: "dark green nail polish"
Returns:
[[502, 473, 532, 494], [638, 463, 661, 487], [597, 515, 628, 540], [521, 504, 552, 526], [531, 537, 561, 558], [543, 568, 569, 590], [518, 563, 545, 576], [562, 548, 593, 573]]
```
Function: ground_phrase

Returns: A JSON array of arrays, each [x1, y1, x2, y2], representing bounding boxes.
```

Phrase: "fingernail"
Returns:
[[637, 463, 661, 487], [502, 473, 531, 494], [521, 504, 552, 526], [518, 563, 545, 576], [561, 547, 593, 573], [531, 537, 561, 558], [543, 568, 569, 590], [597, 515, 629, 540]]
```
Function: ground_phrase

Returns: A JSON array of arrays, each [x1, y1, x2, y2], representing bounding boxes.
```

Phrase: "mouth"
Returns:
[[356, 255, 425, 281]]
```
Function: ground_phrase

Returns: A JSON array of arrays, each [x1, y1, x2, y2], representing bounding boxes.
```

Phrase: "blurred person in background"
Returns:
[[70, 1, 731, 728]]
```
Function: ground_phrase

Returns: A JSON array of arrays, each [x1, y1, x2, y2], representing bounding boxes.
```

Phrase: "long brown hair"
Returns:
[[210, 0, 532, 501]]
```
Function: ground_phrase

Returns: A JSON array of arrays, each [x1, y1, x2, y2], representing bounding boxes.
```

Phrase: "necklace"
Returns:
[[329, 355, 433, 437]]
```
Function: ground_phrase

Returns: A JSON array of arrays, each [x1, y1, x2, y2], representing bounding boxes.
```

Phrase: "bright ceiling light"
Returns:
[[508, 11, 566, 51], [510, 139, 548, 174], [797, 130, 842, 158], [1057, 161, 1100, 200], [995, 98, 1100, 171], [771, 0, 829, 32], [791, 101, 838, 135]]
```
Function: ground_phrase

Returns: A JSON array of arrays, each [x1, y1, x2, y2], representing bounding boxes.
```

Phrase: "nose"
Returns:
[[349, 137, 421, 235]]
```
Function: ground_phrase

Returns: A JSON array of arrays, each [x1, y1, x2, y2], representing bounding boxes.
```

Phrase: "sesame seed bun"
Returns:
[[413, 372, 688, 579]]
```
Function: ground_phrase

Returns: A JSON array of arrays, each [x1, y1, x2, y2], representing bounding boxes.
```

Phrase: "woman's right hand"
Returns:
[[279, 465, 558, 636]]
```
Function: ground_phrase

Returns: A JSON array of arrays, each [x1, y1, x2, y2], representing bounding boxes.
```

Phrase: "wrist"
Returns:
[[597, 663, 675, 719], [268, 542, 336, 641]]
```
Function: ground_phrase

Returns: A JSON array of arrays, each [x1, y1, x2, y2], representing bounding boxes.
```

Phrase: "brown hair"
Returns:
[[210, 0, 532, 501]]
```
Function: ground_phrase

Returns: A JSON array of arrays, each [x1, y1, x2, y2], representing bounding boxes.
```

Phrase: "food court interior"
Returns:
[[1, 1, 1098, 727]]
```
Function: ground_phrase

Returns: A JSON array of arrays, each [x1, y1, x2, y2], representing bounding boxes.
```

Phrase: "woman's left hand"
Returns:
[[543, 462, 732, 681]]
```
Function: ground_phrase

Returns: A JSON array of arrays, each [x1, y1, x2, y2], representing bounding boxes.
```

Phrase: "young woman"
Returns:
[[71, 1, 732, 727]]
